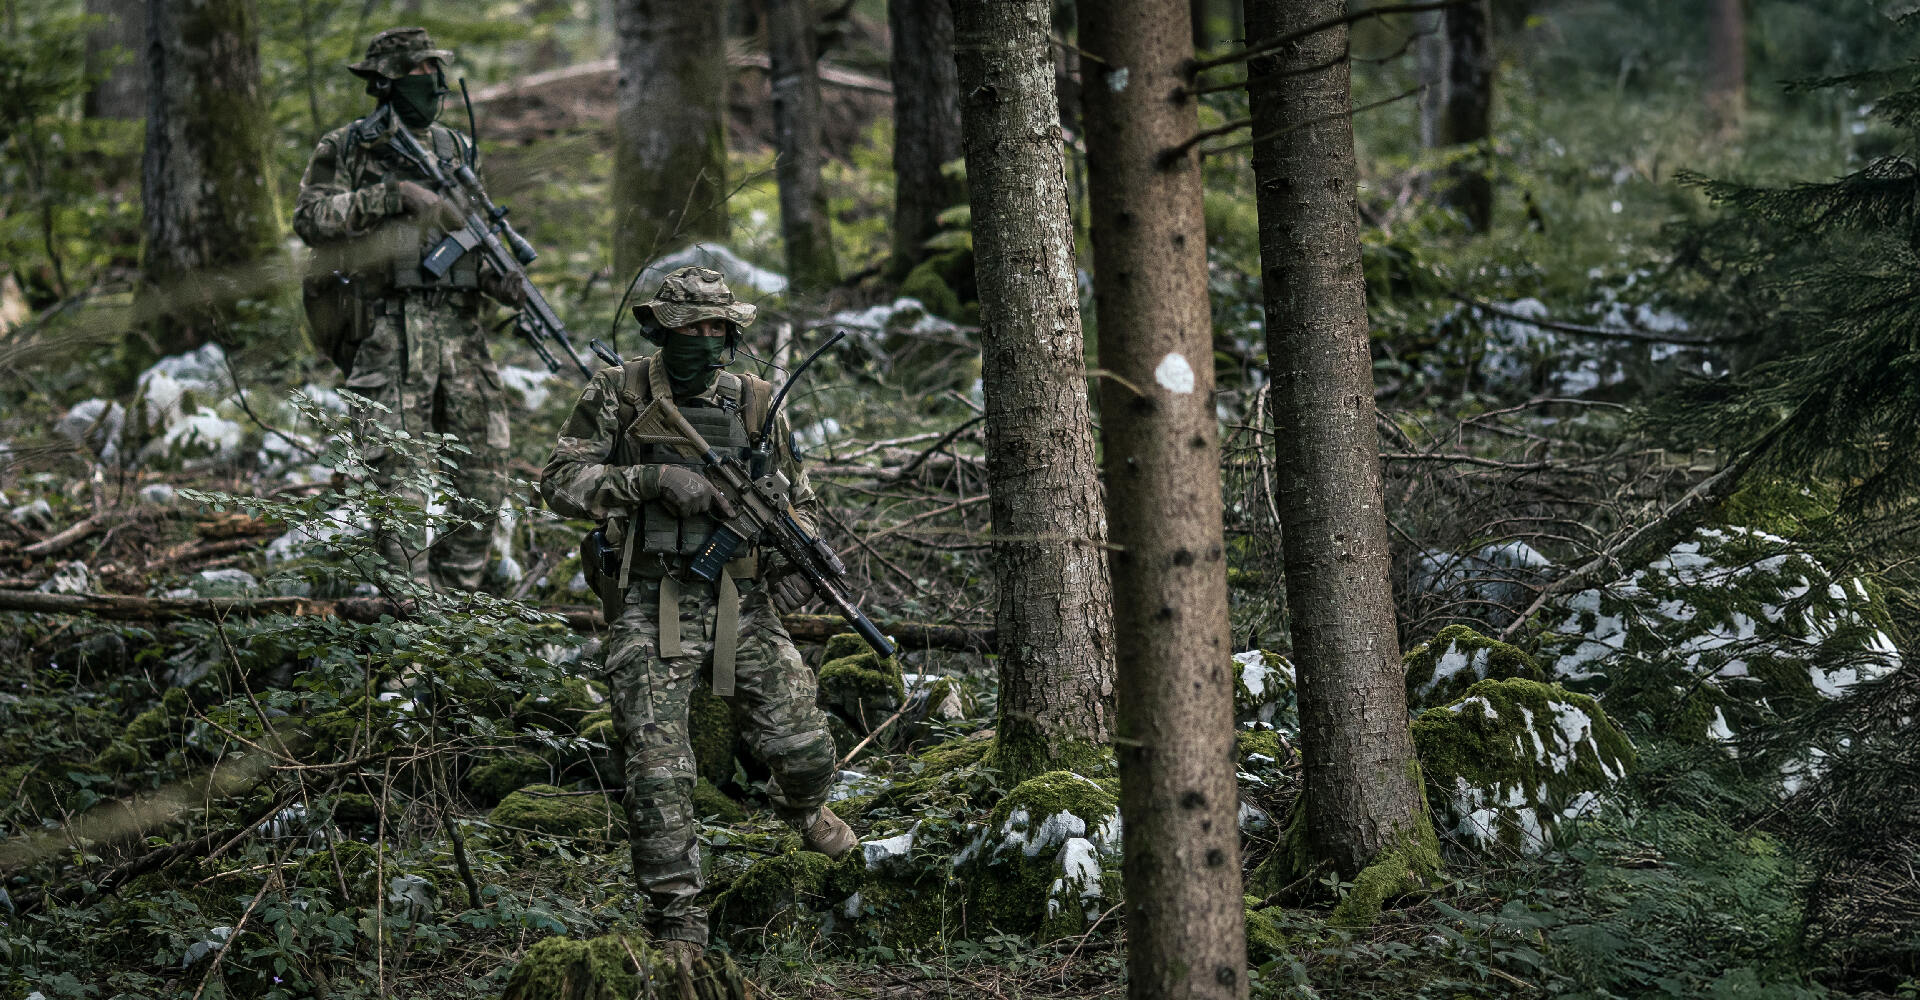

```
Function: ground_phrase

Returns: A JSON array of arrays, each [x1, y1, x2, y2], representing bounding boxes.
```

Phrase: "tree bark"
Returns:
[[768, 0, 839, 293], [952, 0, 1115, 784], [84, 0, 147, 119], [1079, 0, 1246, 995], [1707, 0, 1744, 131], [888, 0, 964, 279], [138, 0, 283, 357], [1414, 9, 1447, 149], [1246, 0, 1434, 881], [613, 0, 730, 277], [1437, 0, 1493, 230]]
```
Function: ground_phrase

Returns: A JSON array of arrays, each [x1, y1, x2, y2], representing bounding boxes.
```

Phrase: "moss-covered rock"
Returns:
[[513, 677, 609, 734], [1233, 649, 1297, 730], [1245, 902, 1289, 964], [1413, 678, 1635, 854], [295, 840, 380, 903], [330, 792, 379, 825], [818, 638, 905, 736], [91, 687, 193, 772], [488, 785, 624, 840], [969, 770, 1124, 941], [710, 849, 865, 944], [691, 778, 745, 824], [1403, 625, 1544, 712], [500, 933, 749, 1000], [464, 752, 551, 806]]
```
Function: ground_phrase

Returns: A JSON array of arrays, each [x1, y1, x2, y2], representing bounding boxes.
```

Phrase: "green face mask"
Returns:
[[389, 73, 442, 128], [661, 330, 728, 392]]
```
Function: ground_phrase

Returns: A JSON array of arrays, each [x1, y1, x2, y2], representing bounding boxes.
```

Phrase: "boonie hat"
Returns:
[[633, 266, 758, 331], [349, 26, 453, 80]]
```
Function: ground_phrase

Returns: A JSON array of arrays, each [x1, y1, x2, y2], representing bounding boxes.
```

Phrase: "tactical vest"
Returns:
[[624, 382, 753, 557], [593, 355, 775, 697], [344, 120, 481, 291]]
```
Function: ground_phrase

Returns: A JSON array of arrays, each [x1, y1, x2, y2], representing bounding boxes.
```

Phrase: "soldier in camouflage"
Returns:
[[293, 27, 522, 591], [540, 268, 856, 953]]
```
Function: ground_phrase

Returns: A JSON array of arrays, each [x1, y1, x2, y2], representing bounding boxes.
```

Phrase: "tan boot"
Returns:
[[802, 805, 858, 859]]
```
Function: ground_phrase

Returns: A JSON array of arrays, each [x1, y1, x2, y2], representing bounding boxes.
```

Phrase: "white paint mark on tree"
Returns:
[[1154, 352, 1195, 394]]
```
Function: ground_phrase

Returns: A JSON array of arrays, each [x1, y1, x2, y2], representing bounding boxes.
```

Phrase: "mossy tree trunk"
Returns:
[[613, 0, 729, 278], [138, 0, 282, 358], [1080, 0, 1246, 995], [952, 0, 1115, 784], [1246, 0, 1437, 884], [84, 0, 146, 119], [887, 0, 964, 279], [768, 0, 838, 293], [1436, 0, 1493, 229]]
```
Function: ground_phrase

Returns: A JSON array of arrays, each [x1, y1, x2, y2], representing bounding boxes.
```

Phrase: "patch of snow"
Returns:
[[499, 365, 556, 410], [862, 824, 919, 871], [829, 297, 959, 335], [140, 483, 178, 505], [37, 561, 91, 595], [1448, 695, 1499, 721], [1238, 801, 1271, 832], [9, 499, 54, 530], [637, 243, 788, 297], [1707, 706, 1735, 743], [147, 407, 245, 463]]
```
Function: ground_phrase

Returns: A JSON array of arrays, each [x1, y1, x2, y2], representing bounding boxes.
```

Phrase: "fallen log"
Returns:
[[0, 590, 997, 653]]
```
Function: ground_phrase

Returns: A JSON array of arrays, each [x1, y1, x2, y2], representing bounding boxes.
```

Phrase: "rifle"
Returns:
[[654, 335, 896, 659], [358, 104, 593, 380]]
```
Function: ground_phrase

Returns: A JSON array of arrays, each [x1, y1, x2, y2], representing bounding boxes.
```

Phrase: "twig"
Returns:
[[188, 863, 281, 1000], [890, 415, 985, 481], [21, 514, 106, 557], [836, 699, 912, 769], [1197, 85, 1423, 160], [1187, 0, 1468, 73]]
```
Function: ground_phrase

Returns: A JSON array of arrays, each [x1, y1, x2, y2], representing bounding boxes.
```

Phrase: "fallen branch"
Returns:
[[21, 514, 106, 557], [0, 590, 998, 652]]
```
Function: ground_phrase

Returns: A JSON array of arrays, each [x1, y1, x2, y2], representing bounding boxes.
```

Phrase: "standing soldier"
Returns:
[[294, 27, 522, 591], [540, 267, 857, 958]]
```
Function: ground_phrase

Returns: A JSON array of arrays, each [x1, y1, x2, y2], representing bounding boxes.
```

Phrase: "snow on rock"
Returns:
[[140, 483, 178, 506], [9, 498, 54, 530], [1541, 526, 1902, 744], [829, 297, 961, 336], [1403, 625, 1544, 712], [145, 406, 246, 464], [265, 510, 367, 564], [37, 561, 92, 595], [1412, 540, 1554, 628], [191, 569, 260, 596], [1232, 649, 1297, 730], [636, 242, 788, 297], [499, 365, 557, 410], [1413, 677, 1635, 855], [56, 399, 126, 464], [145, 342, 232, 398]]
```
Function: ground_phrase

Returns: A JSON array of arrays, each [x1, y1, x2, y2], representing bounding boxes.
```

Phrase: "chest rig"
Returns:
[[342, 120, 481, 291], [601, 356, 774, 697]]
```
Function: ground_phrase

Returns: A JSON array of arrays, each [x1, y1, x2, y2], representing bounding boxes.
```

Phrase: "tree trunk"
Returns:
[[139, 0, 283, 357], [613, 0, 730, 278], [951, 0, 1115, 785], [84, 0, 146, 119], [1246, 0, 1437, 889], [1414, 9, 1447, 149], [887, 0, 964, 279], [1437, 0, 1493, 230], [768, 0, 838, 293], [1079, 0, 1246, 995], [1707, 0, 1744, 131]]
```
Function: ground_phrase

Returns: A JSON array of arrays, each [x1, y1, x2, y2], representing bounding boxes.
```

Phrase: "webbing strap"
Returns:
[[658, 573, 682, 658]]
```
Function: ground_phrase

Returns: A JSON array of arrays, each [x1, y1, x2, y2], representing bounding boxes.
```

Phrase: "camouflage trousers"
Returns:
[[344, 292, 509, 592], [603, 572, 838, 946]]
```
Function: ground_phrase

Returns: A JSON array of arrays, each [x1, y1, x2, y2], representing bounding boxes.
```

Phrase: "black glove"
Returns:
[[640, 465, 735, 520], [769, 567, 816, 614], [391, 179, 464, 231]]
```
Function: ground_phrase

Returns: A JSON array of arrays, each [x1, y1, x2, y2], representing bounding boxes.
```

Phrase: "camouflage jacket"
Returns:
[[540, 360, 820, 537], [293, 118, 477, 246]]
